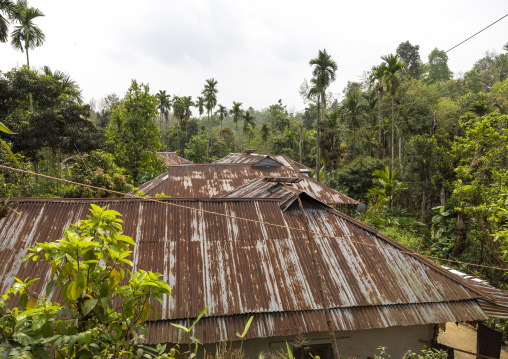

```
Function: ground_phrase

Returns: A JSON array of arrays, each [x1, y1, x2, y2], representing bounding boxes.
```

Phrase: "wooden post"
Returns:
[[296, 196, 341, 359]]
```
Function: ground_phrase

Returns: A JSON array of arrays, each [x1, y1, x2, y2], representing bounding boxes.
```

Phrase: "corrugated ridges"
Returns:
[[0, 198, 485, 322], [146, 301, 486, 344]]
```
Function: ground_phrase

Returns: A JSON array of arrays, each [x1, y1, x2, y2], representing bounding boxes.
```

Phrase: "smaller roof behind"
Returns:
[[157, 152, 192, 166], [215, 152, 313, 174], [137, 164, 358, 205]]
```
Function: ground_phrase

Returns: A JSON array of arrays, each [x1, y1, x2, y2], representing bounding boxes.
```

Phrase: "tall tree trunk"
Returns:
[[315, 98, 321, 182], [297, 197, 341, 359], [449, 209, 467, 261], [207, 111, 211, 162], [398, 134, 402, 173], [440, 184, 446, 206], [391, 96, 395, 174], [57, 147, 61, 192], [421, 173, 428, 223], [50, 149, 53, 179], [299, 124, 303, 163], [377, 87, 383, 159], [235, 122, 238, 152], [352, 123, 356, 162], [25, 44, 29, 68], [35, 159, 39, 196]]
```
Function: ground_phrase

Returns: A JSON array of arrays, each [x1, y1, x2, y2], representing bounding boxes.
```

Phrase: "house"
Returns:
[[0, 192, 499, 358], [157, 152, 192, 167], [137, 164, 358, 206]]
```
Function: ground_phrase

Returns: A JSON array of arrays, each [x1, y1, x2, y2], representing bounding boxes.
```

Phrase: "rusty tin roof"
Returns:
[[137, 164, 358, 205], [0, 197, 487, 343], [215, 153, 313, 173], [157, 152, 192, 166]]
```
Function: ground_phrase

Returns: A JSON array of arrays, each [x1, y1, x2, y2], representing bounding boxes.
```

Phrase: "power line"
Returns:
[[0, 163, 506, 273], [444, 13, 508, 54]]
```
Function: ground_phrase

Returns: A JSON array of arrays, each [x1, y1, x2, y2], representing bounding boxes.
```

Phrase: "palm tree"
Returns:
[[156, 90, 171, 129], [309, 49, 337, 182], [201, 78, 218, 161], [182, 96, 193, 142], [367, 166, 407, 211], [196, 96, 205, 119], [375, 54, 404, 172], [10, 0, 45, 68], [42, 66, 83, 103], [0, 0, 15, 43], [215, 104, 227, 139], [340, 91, 369, 161], [362, 90, 378, 157], [172, 96, 185, 149], [371, 64, 386, 159], [230, 101, 243, 151], [242, 111, 256, 149]]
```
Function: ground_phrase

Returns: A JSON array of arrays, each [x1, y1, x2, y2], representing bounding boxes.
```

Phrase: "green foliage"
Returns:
[[451, 113, 508, 265], [63, 149, 133, 198], [367, 166, 407, 210], [0, 149, 36, 197], [425, 48, 453, 84], [0, 120, 19, 166], [375, 346, 448, 359], [0, 205, 171, 358], [396, 41, 421, 79], [326, 157, 384, 202], [183, 133, 208, 163], [107, 80, 165, 185]]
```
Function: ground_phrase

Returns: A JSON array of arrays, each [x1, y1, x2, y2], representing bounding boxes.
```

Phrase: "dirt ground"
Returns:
[[438, 323, 508, 359]]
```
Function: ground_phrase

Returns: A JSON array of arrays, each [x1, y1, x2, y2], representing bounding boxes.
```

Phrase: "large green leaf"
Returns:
[[83, 298, 98, 316]]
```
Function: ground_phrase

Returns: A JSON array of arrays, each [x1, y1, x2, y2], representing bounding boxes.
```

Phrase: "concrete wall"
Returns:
[[201, 324, 434, 359]]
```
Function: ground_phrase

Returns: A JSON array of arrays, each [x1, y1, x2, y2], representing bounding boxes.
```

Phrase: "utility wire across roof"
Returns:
[[0, 163, 505, 272]]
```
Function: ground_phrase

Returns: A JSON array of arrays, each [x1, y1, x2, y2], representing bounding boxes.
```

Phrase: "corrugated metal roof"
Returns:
[[137, 164, 358, 205], [157, 152, 192, 166], [0, 197, 488, 343], [215, 153, 313, 173]]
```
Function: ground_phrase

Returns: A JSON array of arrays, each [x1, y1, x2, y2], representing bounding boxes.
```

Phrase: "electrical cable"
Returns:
[[0, 163, 506, 272], [444, 13, 508, 55]]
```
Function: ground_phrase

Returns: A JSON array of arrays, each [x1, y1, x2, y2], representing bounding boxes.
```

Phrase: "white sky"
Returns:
[[1, 0, 507, 113]]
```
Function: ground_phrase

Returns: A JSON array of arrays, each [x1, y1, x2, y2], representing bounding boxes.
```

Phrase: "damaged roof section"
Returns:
[[137, 164, 358, 205], [156, 152, 192, 166], [0, 197, 489, 344]]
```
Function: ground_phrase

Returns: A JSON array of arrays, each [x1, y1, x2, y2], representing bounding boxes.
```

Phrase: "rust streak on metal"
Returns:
[[297, 195, 341, 359]]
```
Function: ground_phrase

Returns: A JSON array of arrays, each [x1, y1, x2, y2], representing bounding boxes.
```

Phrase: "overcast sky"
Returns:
[[1, 0, 507, 113]]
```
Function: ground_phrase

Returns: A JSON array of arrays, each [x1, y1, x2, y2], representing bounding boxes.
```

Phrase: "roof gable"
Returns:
[[252, 156, 284, 167]]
